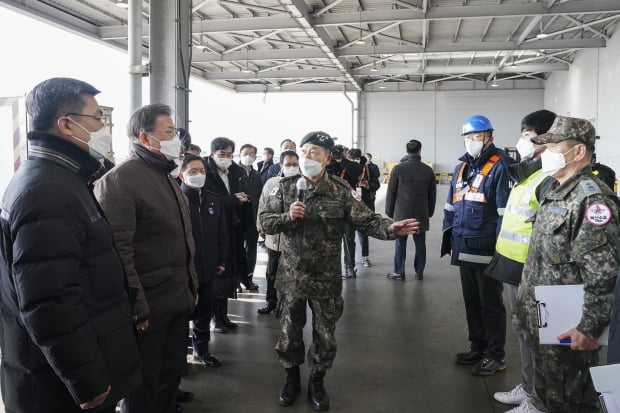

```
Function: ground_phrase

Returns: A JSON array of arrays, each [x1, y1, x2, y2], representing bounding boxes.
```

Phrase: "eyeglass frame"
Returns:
[[65, 112, 107, 123], [147, 129, 181, 139]]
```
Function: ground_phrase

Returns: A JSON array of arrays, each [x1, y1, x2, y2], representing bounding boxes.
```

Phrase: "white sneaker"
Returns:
[[505, 399, 544, 413], [494, 383, 528, 405]]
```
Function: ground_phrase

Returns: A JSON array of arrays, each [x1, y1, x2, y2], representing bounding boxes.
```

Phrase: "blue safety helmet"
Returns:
[[461, 115, 493, 135]]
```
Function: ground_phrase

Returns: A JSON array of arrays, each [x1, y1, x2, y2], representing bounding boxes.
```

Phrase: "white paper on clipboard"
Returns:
[[534, 284, 609, 345], [590, 364, 620, 413]]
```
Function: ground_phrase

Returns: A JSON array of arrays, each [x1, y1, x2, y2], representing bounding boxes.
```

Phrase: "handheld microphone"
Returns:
[[296, 177, 308, 203]]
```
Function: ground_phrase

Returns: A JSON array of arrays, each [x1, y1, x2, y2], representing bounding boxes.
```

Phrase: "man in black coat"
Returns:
[[0, 77, 141, 413], [258, 147, 275, 183], [179, 155, 227, 367], [385, 139, 437, 280], [203, 137, 252, 332]]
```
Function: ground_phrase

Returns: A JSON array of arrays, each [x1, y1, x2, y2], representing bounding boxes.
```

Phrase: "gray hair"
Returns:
[[127, 103, 172, 142]]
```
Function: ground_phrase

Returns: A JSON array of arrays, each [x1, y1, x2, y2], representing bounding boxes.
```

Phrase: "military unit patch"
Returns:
[[270, 187, 279, 196], [351, 189, 362, 202], [585, 202, 612, 226]]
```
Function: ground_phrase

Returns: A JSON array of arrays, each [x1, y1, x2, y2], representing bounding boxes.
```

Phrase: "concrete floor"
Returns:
[[179, 184, 526, 413]]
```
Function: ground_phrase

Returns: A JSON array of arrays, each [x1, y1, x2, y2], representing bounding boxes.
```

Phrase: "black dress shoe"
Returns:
[[415, 273, 424, 280], [236, 287, 243, 294], [258, 302, 277, 314], [244, 282, 259, 292], [386, 273, 405, 281], [193, 352, 222, 368], [213, 323, 228, 333], [176, 389, 194, 403], [455, 349, 483, 365], [176, 403, 184, 412], [222, 316, 237, 329]]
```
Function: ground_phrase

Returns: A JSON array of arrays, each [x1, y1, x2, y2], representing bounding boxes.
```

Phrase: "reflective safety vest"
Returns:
[[495, 169, 548, 263], [453, 154, 500, 204]]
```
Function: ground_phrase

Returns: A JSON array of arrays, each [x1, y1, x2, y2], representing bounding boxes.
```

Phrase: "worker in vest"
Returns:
[[485, 110, 556, 413], [443, 115, 513, 376]]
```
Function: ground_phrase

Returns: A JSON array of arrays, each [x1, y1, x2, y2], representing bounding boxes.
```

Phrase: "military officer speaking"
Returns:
[[258, 131, 419, 411], [514, 116, 620, 413]]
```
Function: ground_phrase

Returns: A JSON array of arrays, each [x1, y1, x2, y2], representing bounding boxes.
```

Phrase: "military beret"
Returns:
[[300, 131, 334, 151], [532, 116, 596, 150]]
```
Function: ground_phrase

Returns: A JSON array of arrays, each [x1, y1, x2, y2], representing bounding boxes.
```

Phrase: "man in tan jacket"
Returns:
[[94, 103, 198, 413]]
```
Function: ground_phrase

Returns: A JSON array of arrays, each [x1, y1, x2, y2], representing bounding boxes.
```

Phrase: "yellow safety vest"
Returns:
[[495, 169, 548, 263]]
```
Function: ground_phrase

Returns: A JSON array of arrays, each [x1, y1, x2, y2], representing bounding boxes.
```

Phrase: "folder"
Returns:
[[440, 226, 452, 257], [534, 284, 609, 345], [590, 364, 620, 413]]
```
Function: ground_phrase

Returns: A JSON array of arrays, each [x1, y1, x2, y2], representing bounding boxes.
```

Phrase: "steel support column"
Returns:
[[128, 0, 142, 114], [150, 0, 191, 128]]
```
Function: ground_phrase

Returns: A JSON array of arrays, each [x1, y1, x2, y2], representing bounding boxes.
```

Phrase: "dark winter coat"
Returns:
[[385, 154, 437, 232], [0, 133, 141, 412], [94, 144, 198, 330]]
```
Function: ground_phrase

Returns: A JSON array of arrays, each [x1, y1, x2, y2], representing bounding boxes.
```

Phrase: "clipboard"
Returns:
[[534, 284, 609, 345], [590, 364, 620, 413]]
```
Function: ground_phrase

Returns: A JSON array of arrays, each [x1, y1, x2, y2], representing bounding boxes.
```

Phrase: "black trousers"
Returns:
[[265, 248, 281, 304], [192, 281, 214, 355], [120, 314, 188, 413], [459, 266, 506, 361], [243, 226, 259, 278], [356, 199, 375, 257], [342, 223, 356, 268]]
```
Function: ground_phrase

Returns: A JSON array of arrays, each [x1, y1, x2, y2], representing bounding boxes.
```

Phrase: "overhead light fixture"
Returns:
[[370, 61, 379, 72], [242, 47, 252, 73], [274, 83, 281, 89], [509, 58, 518, 68], [536, 20, 548, 39], [491, 78, 498, 88], [378, 82, 386, 89], [115, 0, 128, 8], [355, 8, 366, 45], [242, 67, 252, 73]]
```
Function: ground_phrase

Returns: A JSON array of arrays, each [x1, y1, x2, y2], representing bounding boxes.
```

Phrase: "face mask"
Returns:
[[465, 139, 484, 158], [282, 166, 300, 177], [516, 138, 535, 159], [149, 135, 182, 161], [241, 155, 255, 166], [540, 146, 577, 175], [214, 156, 232, 170], [184, 173, 206, 189], [299, 157, 324, 178], [71, 121, 113, 161]]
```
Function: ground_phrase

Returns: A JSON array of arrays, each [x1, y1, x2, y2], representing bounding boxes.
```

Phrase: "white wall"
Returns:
[[545, 26, 620, 172], [364, 89, 544, 173]]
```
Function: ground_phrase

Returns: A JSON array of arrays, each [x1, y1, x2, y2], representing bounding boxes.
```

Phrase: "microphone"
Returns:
[[296, 177, 308, 203]]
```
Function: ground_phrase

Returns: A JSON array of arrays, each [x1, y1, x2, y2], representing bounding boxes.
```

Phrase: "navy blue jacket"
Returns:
[[442, 144, 513, 268]]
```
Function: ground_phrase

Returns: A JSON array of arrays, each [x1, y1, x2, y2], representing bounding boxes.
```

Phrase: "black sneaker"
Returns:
[[455, 349, 483, 365], [472, 358, 506, 376]]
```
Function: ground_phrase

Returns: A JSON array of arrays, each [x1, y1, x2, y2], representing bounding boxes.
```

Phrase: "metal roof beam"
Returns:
[[98, 0, 620, 38], [190, 37, 604, 63]]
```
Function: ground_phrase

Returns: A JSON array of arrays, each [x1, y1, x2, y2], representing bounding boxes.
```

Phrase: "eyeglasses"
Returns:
[[463, 134, 486, 142], [148, 129, 180, 139], [65, 112, 106, 123]]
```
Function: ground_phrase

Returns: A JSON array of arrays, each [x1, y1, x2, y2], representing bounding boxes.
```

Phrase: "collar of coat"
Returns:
[[402, 154, 421, 162], [132, 143, 178, 173], [459, 143, 499, 168], [545, 165, 596, 200], [27, 131, 104, 181]]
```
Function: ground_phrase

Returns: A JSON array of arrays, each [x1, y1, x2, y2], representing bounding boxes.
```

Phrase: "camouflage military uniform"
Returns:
[[514, 167, 620, 412], [258, 173, 396, 370]]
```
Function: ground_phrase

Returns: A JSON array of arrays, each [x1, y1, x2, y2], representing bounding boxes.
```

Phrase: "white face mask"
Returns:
[[540, 146, 577, 175], [214, 156, 232, 170], [282, 165, 300, 177], [299, 157, 324, 178], [149, 135, 182, 161], [465, 139, 484, 158], [184, 173, 206, 189], [241, 155, 255, 166], [516, 137, 535, 159], [71, 121, 113, 161]]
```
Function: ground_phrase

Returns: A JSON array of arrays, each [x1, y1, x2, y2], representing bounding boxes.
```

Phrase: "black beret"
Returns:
[[300, 131, 334, 151]]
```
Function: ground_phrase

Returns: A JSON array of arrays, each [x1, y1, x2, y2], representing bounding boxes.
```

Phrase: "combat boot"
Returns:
[[278, 366, 301, 406], [308, 369, 329, 411]]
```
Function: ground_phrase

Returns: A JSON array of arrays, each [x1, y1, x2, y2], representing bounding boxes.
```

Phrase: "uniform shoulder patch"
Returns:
[[270, 187, 279, 197], [579, 179, 602, 197], [585, 202, 612, 226], [351, 188, 362, 202]]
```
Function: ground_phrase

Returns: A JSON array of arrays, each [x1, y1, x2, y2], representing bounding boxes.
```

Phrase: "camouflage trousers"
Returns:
[[534, 343, 600, 412], [275, 292, 344, 370]]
